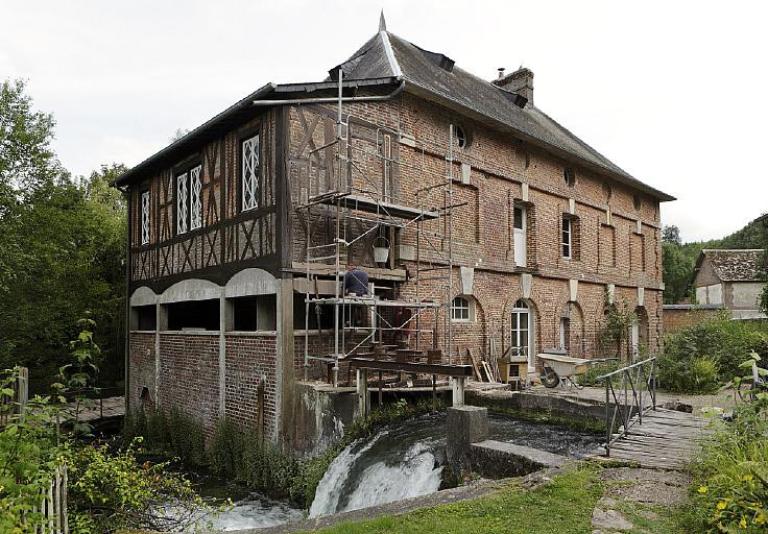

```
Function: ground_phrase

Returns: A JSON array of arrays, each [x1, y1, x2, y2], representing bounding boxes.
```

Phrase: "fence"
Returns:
[[597, 357, 657, 455], [1, 366, 29, 426], [28, 464, 68, 534]]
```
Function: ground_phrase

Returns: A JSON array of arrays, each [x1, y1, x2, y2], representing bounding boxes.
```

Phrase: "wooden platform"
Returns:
[[601, 408, 710, 470]]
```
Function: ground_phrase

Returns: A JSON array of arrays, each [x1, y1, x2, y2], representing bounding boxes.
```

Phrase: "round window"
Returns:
[[454, 125, 468, 149]]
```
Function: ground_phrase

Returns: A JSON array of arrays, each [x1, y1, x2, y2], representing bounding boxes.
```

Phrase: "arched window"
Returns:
[[451, 296, 472, 322]]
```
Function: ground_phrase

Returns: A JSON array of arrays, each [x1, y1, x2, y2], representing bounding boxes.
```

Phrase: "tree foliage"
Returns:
[[0, 79, 126, 388]]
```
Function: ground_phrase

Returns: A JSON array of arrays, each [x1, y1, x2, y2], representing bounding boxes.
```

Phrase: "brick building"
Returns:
[[116, 19, 673, 449]]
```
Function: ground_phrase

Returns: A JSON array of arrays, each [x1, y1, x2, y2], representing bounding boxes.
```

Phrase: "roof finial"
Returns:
[[379, 10, 387, 32]]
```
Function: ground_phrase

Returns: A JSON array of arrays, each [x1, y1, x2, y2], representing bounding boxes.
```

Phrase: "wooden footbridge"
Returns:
[[597, 357, 710, 470]]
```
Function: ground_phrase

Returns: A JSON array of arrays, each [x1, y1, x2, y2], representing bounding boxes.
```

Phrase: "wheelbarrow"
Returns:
[[537, 352, 617, 389]]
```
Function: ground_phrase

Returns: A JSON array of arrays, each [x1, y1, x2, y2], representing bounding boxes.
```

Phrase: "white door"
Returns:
[[513, 205, 527, 267], [630, 321, 639, 361], [511, 299, 534, 370]]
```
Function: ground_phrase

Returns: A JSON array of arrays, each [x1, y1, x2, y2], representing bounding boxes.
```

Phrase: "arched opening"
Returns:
[[510, 298, 536, 370], [559, 302, 585, 357], [632, 306, 650, 360]]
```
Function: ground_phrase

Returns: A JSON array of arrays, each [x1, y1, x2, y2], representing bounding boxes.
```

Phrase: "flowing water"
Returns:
[[308, 413, 601, 518], [202, 494, 303, 531]]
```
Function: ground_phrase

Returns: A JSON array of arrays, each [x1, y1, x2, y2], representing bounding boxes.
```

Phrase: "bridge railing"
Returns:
[[597, 356, 657, 456]]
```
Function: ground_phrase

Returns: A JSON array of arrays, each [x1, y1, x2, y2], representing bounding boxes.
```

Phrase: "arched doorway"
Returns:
[[511, 299, 535, 370]]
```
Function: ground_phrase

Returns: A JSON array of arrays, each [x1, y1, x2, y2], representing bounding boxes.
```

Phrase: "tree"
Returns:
[[0, 78, 127, 387], [662, 224, 682, 245], [662, 241, 695, 304], [0, 79, 62, 195]]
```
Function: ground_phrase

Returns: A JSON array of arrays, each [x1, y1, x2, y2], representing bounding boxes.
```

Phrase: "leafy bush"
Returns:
[[659, 355, 720, 394], [658, 315, 768, 392], [67, 439, 214, 533], [690, 407, 768, 532]]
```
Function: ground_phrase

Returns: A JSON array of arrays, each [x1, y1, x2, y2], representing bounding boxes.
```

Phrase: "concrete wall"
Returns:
[[729, 282, 764, 310], [696, 284, 723, 306]]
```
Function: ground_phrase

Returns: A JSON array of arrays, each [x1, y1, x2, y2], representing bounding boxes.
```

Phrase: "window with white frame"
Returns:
[[561, 216, 572, 259], [451, 296, 472, 322], [141, 190, 150, 245], [176, 172, 188, 234], [241, 133, 260, 211], [189, 166, 202, 230], [176, 164, 202, 235]]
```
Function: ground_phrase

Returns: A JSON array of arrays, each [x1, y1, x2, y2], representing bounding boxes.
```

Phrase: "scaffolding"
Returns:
[[299, 70, 460, 386]]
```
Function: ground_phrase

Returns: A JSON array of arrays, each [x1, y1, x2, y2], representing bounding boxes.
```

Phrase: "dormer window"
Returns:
[[176, 164, 202, 235], [241, 133, 260, 211]]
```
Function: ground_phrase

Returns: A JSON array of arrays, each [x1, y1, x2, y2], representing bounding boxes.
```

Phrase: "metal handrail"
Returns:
[[599, 357, 657, 456]]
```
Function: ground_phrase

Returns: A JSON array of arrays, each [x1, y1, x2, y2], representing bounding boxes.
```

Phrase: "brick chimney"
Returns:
[[493, 67, 534, 106]]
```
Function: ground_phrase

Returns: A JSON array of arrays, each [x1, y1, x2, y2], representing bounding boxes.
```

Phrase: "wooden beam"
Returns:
[[289, 261, 407, 281], [347, 357, 473, 377]]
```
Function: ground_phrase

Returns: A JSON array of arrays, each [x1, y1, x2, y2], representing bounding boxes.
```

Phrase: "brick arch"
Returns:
[[501, 297, 540, 370], [634, 305, 650, 356], [560, 301, 586, 357]]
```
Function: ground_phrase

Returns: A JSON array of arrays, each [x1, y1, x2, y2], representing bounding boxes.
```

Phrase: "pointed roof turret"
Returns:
[[379, 10, 387, 32]]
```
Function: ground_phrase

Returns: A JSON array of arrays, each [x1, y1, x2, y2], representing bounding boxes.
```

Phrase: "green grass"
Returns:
[[307, 464, 603, 534]]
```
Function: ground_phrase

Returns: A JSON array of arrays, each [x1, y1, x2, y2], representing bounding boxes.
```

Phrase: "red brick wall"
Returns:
[[224, 334, 278, 439], [284, 95, 665, 368], [663, 307, 723, 334], [128, 332, 155, 409], [158, 333, 220, 435]]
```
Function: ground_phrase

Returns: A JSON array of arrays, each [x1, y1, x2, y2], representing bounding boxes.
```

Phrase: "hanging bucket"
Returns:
[[373, 236, 390, 264]]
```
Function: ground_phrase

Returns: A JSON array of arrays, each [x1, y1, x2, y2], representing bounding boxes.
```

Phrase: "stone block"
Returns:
[[446, 405, 488, 465]]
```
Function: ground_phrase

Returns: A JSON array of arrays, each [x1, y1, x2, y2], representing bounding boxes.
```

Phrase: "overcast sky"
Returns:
[[2, 0, 766, 242]]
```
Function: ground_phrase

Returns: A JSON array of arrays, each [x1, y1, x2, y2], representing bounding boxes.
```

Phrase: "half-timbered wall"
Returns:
[[129, 111, 279, 292]]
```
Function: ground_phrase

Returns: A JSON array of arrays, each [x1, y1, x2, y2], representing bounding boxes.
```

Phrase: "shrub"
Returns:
[[689, 407, 768, 532], [658, 315, 768, 392], [658, 355, 720, 394], [67, 439, 214, 533]]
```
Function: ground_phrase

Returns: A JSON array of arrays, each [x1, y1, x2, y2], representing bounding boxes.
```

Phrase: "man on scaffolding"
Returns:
[[343, 263, 369, 327]]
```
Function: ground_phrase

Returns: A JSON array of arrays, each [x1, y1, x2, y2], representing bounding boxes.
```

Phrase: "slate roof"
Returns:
[[697, 249, 766, 282], [116, 24, 675, 202]]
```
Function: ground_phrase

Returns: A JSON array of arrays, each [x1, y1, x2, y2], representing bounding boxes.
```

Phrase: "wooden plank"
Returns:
[[465, 348, 483, 381], [482, 361, 497, 383]]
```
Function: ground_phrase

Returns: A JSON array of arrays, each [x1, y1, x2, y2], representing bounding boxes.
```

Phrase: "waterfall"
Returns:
[[309, 425, 444, 518], [308, 432, 387, 517]]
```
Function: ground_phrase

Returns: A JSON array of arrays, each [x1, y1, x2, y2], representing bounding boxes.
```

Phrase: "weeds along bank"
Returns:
[[658, 314, 768, 393], [688, 393, 768, 531], [123, 398, 446, 509]]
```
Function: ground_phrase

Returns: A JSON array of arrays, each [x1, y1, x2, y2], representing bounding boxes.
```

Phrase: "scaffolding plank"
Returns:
[[307, 296, 441, 308], [347, 357, 473, 377], [317, 193, 440, 221]]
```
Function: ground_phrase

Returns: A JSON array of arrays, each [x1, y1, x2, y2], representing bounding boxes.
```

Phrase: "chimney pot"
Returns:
[[497, 67, 506, 79]]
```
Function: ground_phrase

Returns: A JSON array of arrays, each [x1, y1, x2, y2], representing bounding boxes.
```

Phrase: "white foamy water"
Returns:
[[166, 493, 303, 532], [209, 494, 303, 531], [341, 441, 443, 512], [309, 421, 444, 518], [308, 431, 387, 517]]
